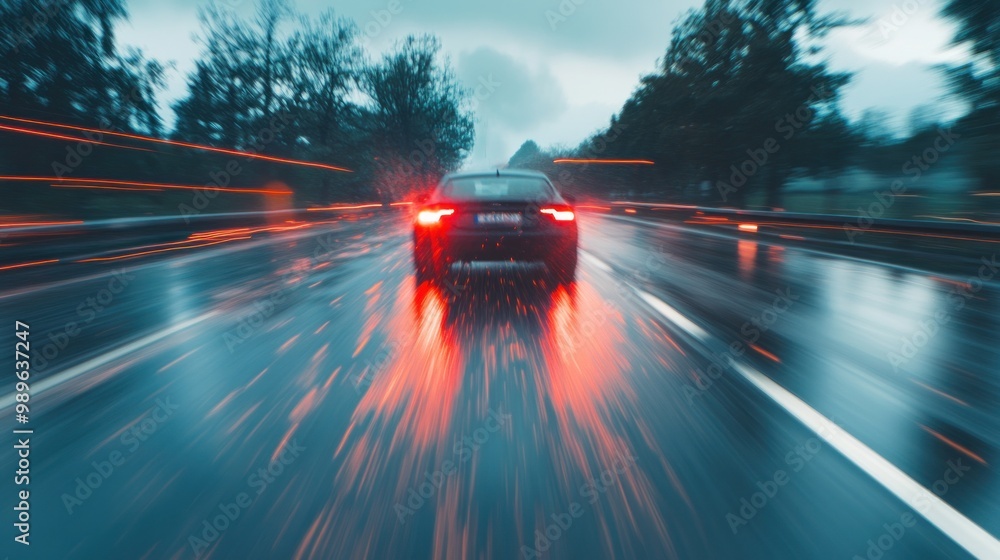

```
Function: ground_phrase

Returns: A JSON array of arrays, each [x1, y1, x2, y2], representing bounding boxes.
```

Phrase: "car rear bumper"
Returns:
[[416, 228, 577, 262]]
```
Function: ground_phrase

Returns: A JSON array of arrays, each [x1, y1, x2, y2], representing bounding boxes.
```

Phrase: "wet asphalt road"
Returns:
[[1, 210, 998, 559]]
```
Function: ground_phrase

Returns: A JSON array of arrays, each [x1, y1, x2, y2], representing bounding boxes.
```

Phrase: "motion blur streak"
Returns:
[[76, 237, 252, 262], [0, 123, 155, 152], [52, 184, 166, 192], [920, 426, 988, 466], [3, 211, 998, 560], [915, 216, 1000, 226], [0, 114, 354, 172], [0, 176, 293, 195], [189, 224, 314, 240], [0, 219, 84, 228], [691, 218, 1000, 244], [0, 258, 59, 271], [552, 158, 656, 165], [308, 204, 384, 211], [313, 271, 678, 559]]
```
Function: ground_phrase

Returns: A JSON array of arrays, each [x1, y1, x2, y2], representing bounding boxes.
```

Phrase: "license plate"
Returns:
[[476, 212, 522, 225]]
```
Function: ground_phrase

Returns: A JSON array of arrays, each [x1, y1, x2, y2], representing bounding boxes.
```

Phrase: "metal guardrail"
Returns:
[[0, 204, 392, 236], [0, 204, 398, 268], [5, 199, 998, 271], [599, 201, 1000, 239]]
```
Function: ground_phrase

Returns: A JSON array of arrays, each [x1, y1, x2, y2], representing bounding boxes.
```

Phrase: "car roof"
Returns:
[[440, 169, 551, 183]]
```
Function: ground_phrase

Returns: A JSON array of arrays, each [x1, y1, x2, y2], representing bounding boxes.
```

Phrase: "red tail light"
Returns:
[[417, 207, 455, 225], [540, 206, 575, 222]]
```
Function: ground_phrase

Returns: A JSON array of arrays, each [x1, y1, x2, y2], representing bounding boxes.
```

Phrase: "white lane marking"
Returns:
[[578, 249, 708, 342], [635, 289, 709, 342], [732, 361, 1000, 559], [579, 250, 614, 273], [0, 311, 221, 410], [636, 287, 1000, 558]]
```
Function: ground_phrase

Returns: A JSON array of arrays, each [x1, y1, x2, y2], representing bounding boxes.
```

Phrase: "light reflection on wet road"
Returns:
[[1, 211, 996, 559]]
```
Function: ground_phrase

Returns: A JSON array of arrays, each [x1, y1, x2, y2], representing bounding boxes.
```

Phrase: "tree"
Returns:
[[941, 0, 1000, 113], [286, 11, 365, 200], [587, 0, 851, 207], [794, 110, 858, 180], [0, 0, 165, 215], [508, 140, 543, 167], [941, 0, 1000, 189], [361, 35, 474, 199], [1, 0, 479, 216], [856, 109, 894, 148], [173, 0, 295, 152], [0, 0, 163, 131], [907, 104, 940, 136]]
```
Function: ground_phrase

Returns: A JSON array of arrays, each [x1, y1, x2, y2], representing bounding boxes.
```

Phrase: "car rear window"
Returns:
[[440, 177, 555, 201]]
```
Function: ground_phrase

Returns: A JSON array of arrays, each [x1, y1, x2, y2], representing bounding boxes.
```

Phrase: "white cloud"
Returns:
[[828, 4, 967, 67]]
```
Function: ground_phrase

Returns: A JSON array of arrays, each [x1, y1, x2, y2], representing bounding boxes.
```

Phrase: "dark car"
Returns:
[[412, 170, 578, 282]]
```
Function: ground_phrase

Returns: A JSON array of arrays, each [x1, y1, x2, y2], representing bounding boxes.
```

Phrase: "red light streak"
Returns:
[[920, 425, 987, 465], [911, 379, 968, 407], [738, 239, 757, 278], [0, 176, 291, 195], [189, 228, 253, 240], [651, 205, 698, 210], [190, 223, 312, 240], [0, 124, 153, 152], [0, 220, 84, 228], [77, 237, 251, 263], [750, 344, 780, 362], [0, 115, 353, 173], [307, 203, 383, 211], [694, 216, 730, 222], [71, 224, 306, 265], [0, 259, 59, 271], [928, 276, 970, 289], [53, 184, 165, 192]]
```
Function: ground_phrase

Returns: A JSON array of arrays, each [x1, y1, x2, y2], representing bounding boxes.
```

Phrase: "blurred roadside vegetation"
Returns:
[[0, 0, 472, 219], [513, 0, 1000, 220], [1, 0, 998, 221]]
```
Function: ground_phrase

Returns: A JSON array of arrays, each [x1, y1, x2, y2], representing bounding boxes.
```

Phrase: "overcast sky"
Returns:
[[117, 0, 969, 170]]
